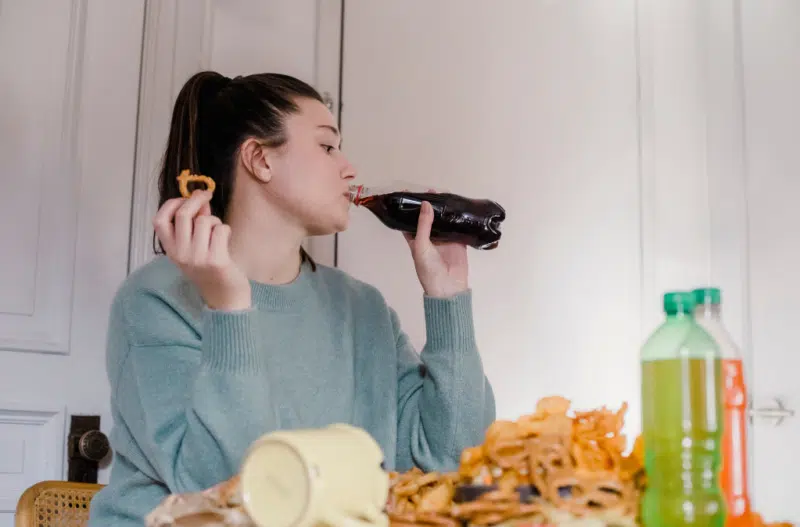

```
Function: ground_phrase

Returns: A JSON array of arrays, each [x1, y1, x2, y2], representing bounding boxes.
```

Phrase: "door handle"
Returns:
[[748, 397, 795, 426], [76, 430, 110, 462]]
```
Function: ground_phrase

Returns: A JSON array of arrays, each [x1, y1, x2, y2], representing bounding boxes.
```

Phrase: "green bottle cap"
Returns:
[[663, 291, 696, 315], [692, 287, 721, 306]]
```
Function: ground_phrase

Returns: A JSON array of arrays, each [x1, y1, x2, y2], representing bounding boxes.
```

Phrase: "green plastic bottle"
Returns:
[[640, 291, 726, 526]]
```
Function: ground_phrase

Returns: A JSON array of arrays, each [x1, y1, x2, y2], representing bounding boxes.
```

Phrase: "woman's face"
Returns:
[[262, 97, 357, 236]]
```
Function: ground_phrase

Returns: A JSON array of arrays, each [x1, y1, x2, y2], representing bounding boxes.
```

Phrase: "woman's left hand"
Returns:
[[405, 201, 469, 298]]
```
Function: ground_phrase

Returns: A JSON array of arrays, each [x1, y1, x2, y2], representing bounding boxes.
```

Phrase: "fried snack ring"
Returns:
[[495, 469, 528, 494], [389, 498, 416, 515], [393, 471, 442, 496], [474, 489, 518, 503], [451, 501, 515, 518], [546, 470, 633, 517], [535, 396, 571, 416], [572, 403, 627, 442], [389, 512, 459, 527], [215, 474, 242, 506], [177, 169, 216, 198], [470, 503, 545, 527], [532, 413, 573, 437], [571, 439, 618, 472], [468, 513, 505, 526], [390, 469, 426, 495], [486, 438, 528, 471], [527, 435, 574, 475], [450, 495, 544, 527], [483, 420, 520, 446], [458, 445, 488, 480], [415, 480, 454, 513]]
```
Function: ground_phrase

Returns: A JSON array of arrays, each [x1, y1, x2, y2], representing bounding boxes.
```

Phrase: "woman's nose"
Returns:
[[341, 159, 356, 180]]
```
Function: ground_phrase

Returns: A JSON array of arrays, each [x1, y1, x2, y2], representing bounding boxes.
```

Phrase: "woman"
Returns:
[[88, 71, 495, 526]]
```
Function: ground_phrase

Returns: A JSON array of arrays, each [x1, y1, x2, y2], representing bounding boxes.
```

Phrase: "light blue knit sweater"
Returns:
[[88, 256, 495, 526]]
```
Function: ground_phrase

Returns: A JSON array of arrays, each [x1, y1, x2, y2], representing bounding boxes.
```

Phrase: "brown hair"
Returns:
[[153, 70, 325, 270]]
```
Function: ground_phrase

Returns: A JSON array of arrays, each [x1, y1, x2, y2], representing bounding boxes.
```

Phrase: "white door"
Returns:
[[128, 0, 343, 271], [0, 1, 144, 525], [740, 2, 800, 521]]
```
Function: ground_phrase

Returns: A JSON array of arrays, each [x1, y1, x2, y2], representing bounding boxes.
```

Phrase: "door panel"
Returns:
[[0, 0, 82, 352]]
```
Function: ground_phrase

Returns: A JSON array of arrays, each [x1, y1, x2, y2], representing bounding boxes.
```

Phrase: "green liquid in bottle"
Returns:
[[640, 292, 725, 527]]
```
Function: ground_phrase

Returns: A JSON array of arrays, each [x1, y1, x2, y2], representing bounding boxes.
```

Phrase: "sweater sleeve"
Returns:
[[112, 289, 278, 494], [394, 290, 496, 472]]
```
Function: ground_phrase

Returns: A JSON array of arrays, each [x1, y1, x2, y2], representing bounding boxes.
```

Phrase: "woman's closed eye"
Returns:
[[321, 144, 336, 154]]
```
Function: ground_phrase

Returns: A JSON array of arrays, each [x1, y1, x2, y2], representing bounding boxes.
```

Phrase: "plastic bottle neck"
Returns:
[[694, 304, 722, 321], [349, 184, 380, 205], [348, 182, 438, 205], [348, 185, 364, 204], [665, 311, 694, 321]]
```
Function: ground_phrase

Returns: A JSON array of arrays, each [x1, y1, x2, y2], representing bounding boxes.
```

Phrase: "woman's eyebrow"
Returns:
[[317, 124, 340, 137]]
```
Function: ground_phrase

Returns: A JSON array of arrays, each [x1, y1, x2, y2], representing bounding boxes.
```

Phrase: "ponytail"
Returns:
[[152, 70, 318, 271], [156, 71, 229, 212]]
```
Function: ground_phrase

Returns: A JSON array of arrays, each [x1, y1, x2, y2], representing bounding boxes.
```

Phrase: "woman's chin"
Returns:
[[307, 218, 349, 237]]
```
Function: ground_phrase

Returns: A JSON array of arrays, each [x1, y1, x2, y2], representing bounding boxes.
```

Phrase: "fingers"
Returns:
[[153, 190, 219, 263], [152, 198, 185, 254], [209, 224, 233, 267], [174, 191, 213, 261], [192, 215, 223, 262], [414, 201, 434, 249]]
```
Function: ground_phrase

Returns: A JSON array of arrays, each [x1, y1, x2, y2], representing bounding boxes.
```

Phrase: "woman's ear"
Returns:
[[240, 138, 272, 184]]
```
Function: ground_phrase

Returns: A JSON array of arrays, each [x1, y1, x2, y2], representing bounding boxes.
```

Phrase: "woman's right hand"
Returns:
[[153, 190, 252, 311]]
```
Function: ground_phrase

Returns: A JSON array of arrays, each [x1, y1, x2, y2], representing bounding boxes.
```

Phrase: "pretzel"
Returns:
[[177, 169, 216, 198]]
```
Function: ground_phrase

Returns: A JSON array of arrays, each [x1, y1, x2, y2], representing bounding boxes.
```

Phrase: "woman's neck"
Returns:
[[225, 201, 306, 286]]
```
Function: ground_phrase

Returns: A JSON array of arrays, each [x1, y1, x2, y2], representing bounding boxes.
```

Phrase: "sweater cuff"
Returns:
[[201, 308, 263, 373], [423, 290, 477, 352]]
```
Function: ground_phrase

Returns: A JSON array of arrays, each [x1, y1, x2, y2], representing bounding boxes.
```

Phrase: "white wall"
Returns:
[[335, 0, 753, 437], [338, 1, 644, 430]]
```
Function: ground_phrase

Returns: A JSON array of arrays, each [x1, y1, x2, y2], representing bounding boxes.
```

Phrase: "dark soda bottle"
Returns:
[[348, 183, 506, 250]]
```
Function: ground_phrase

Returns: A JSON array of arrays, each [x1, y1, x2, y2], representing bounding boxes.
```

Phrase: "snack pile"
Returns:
[[386, 396, 643, 527], [145, 396, 793, 527]]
